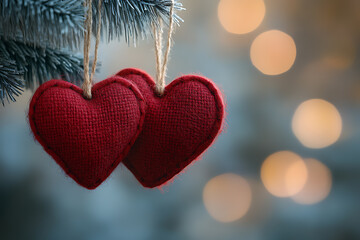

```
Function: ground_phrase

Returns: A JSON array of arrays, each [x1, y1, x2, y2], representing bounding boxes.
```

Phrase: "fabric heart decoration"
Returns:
[[117, 68, 225, 188], [28, 76, 146, 189]]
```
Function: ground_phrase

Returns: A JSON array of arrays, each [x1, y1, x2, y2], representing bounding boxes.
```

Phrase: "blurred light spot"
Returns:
[[203, 173, 252, 222], [250, 30, 296, 75], [323, 55, 355, 70], [218, 0, 265, 34], [261, 151, 307, 197], [322, 33, 356, 70], [292, 158, 332, 205], [292, 99, 342, 148]]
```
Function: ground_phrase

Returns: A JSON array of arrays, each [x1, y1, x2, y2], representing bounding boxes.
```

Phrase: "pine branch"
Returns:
[[0, 0, 183, 104], [0, 56, 24, 105], [0, 0, 84, 49], [0, 38, 83, 90], [94, 0, 184, 43], [0, 0, 183, 48]]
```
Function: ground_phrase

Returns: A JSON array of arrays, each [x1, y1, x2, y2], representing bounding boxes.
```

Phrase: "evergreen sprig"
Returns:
[[0, 0, 183, 48], [0, 0, 183, 104], [0, 0, 85, 49], [0, 56, 24, 105], [0, 38, 83, 89], [94, 0, 184, 43]]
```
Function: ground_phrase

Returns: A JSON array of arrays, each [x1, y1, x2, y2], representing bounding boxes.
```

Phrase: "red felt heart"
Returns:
[[28, 77, 146, 189], [117, 68, 225, 188]]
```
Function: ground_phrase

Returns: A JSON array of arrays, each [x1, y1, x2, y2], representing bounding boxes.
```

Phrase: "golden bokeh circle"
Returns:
[[218, 0, 265, 34], [261, 151, 307, 197], [250, 30, 297, 75], [292, 159, 332, 205], [203, 173, 252, 222], [292, 99, 342, 149]]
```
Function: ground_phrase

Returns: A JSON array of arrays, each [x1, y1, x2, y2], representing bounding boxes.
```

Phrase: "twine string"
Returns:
[[154, 0, 175, 95], [82, 0, 102, 99]]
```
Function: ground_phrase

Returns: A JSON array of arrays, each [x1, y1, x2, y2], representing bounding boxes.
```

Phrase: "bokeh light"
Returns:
[[292, 99, 342, 149], [203, 173, 252, 222], [322, 34, 356, 70], [261, 151, 307, 197], [292, 158, 332, 205], [218, 0, 265, 34], [250, 30, 296, 75]]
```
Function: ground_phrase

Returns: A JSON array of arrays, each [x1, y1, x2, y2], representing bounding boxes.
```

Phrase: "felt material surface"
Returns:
[[118, 68, 225, 188], [28, 77, 146, 189]]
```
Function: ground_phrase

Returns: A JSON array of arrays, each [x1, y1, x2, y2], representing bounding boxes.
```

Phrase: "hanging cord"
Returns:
[[153, 0, 175, 95], [82, 0, 102, 99]]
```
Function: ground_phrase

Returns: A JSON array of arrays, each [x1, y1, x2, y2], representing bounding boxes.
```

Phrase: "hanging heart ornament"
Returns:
[[29, 78, 145, 189], [28, 0, 145, 189], [118, 68, 224, 188]]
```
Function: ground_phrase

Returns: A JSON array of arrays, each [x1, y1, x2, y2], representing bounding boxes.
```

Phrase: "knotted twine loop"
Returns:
[[82, 0, 102, 99], [153, 0, 175, 96]]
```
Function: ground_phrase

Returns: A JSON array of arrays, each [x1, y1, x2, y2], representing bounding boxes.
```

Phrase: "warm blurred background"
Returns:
[[1, 0, 360, 239]]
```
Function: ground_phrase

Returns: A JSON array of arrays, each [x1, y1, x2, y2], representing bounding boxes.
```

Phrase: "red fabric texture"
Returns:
[[117, 68, 225, 188], [28, 77, 146, 189]]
